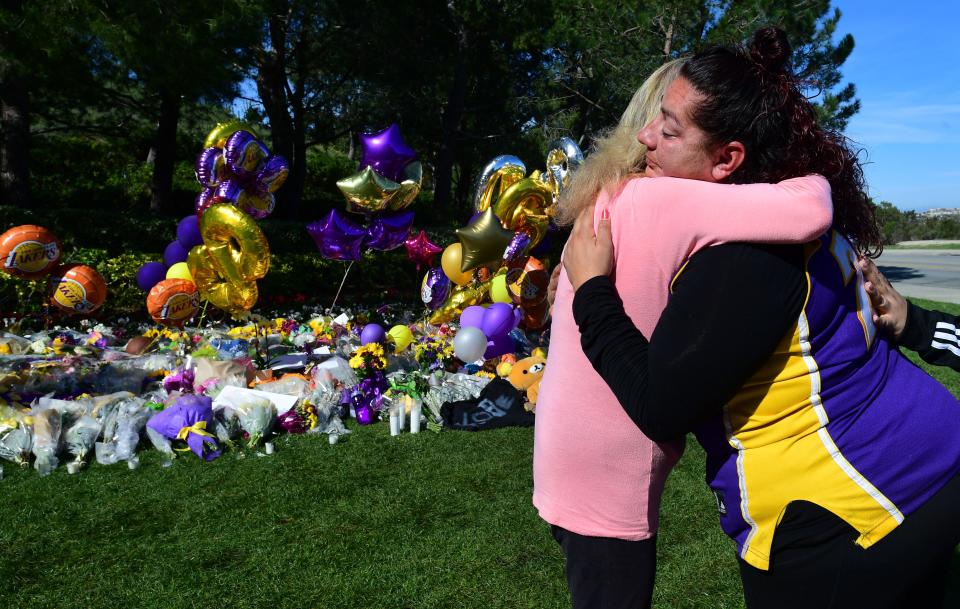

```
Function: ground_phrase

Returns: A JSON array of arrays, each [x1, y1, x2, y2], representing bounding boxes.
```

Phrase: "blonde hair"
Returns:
[[555, 59, 685, 227]]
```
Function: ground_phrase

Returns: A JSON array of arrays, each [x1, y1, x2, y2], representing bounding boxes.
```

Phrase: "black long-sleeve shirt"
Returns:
[[571, 242, 806, 441], [899, 302, 960, 372]]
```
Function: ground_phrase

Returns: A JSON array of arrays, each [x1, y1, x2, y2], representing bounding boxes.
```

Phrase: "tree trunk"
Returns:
[[0, 69, 31, 208], [256, 9, 297, 216], [434, 4, 468, 218], [149, 89, 181, 214]]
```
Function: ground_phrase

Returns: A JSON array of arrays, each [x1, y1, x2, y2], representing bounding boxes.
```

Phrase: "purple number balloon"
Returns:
[[306, 209, 367, 261], [195, 147, 225, 189], [224, 130, 269, 178], [196, 188, 215, 216], [255, 155, 289, 193], [365, 211, 414, 251]]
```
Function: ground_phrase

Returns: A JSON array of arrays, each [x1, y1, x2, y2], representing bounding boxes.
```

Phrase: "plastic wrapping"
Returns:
[[311, 356, 357, 391], [145, 426, 175, 466], [233, 398, 276, 449], [95, 397, 150, 466], [0, 424, 32, 467], [32, 408, 62, 476], [64, 415, 102, 466], [254, 374, 311, 398], [211, 407, 240, 446]]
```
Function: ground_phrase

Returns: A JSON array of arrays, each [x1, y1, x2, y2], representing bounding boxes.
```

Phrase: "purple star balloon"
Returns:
[[364, 211, 414, 251], [358, 124, 417, 183], [306, 209, 367, 261]]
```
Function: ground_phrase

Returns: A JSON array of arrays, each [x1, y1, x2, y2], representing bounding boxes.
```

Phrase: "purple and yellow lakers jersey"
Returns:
[[695, 231, 960, 570]]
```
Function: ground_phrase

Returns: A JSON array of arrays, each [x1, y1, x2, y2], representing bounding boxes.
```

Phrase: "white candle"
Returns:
[[410, 400, 422, 434], [264, 442, 275, 455], [389, 404, 400, 436], [66, 462, 80, 475], [398, 397, 407, 431], [328, 433, 339, 445]]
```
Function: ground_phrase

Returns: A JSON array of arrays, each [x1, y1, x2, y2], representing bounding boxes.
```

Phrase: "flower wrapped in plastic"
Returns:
[[95, 397, 150, 466], [233, 397, 276, 449], [31, 408, 62, 476], [0, 421, 32, 468], [146, 395, 221, 462], [64, 415, 102, 468], [211, 406, 240, 448]]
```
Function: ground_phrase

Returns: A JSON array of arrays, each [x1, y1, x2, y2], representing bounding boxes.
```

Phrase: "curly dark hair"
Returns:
[[680, 26, 881, 256]]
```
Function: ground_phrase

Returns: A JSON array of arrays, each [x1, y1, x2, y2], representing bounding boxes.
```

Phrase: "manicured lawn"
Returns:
[[2, 297, 959, 609]]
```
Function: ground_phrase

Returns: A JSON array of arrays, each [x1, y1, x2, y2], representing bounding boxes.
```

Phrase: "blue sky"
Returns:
[[834, 1, 960, 210]]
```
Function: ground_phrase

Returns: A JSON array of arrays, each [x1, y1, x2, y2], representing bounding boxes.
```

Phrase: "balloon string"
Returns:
[[330, 260, 355, 312], [195, 299, 210, 331]]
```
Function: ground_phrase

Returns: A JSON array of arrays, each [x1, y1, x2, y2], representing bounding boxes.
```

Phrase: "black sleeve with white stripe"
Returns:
[[572, 243, 805, 441], [899, 302, 960, 372]]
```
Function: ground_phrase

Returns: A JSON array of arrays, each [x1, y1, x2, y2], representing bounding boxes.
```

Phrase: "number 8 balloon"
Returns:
[[187, 203, 270, 316]]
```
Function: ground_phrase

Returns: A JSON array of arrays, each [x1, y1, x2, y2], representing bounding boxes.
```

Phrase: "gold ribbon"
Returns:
[[174, 421, 216, 452]]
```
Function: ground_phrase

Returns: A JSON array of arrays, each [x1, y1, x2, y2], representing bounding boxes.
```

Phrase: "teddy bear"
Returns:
[[507, 355, 546, 411]]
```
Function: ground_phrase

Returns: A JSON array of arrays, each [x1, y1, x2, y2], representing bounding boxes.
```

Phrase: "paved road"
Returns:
[[876, 249, 960, 304]]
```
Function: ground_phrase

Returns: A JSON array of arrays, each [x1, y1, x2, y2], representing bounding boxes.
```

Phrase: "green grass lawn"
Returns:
[[2, 298, 960, 609]]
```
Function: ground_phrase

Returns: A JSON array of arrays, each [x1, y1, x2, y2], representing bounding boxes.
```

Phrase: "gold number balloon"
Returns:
[[187, 203, 270, 316], [491, 173, 553, 248], [473, 155, 527, 213]]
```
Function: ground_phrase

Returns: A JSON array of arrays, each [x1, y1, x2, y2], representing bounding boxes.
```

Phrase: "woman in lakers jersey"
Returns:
[[564, 28, 960, 609]]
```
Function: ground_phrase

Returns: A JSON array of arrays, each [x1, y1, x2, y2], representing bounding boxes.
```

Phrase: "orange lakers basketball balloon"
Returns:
[[0, 225, 62, 279], [146, 279, 199, 326], [48, 264, 107, 315]]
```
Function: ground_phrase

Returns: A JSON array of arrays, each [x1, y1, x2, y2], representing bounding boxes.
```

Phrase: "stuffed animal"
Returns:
[[507, 355, 546, 410]]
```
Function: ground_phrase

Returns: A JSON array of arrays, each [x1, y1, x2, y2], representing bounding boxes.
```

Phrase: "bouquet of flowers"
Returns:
[[0, 412, 32, 468], [32, 408, 62, 476], [146, 395, 221, 462], [414, 337, 455, 372], [95, 397, 151, 466], [233, 397, 276, 449], [64, 415, 102, 468], [348, 343, 388, 379]]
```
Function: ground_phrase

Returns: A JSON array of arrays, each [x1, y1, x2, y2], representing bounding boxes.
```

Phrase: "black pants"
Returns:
[[551, 525, 657, 609], [740, 473, 960, 609]]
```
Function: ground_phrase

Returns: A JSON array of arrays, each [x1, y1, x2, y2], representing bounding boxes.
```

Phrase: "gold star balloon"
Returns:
[[455, 208, 515, 273], [387, 161, 422, 211], [337, 166, 403, 214]]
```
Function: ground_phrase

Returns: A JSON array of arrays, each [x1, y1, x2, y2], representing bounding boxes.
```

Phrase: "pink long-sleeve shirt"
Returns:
[[533, 175, 833, 540]]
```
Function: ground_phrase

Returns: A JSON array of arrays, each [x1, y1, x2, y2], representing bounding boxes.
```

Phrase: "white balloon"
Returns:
[[453, 326, 488, 362]]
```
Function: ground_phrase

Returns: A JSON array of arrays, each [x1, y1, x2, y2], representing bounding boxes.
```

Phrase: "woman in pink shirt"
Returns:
[[534, 58, 832, 609]]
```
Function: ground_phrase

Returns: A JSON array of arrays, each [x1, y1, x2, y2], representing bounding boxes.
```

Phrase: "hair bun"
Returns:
[[749, 26, 791, 74]]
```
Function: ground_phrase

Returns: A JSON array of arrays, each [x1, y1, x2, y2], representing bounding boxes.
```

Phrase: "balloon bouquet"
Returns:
[[425, 138, 583, 361], [306, 124, 420, 263], [135, 121, 287, 325], [0, 224, 108, 316]]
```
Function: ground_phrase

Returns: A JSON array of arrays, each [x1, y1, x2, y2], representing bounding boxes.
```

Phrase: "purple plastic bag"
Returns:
[[146, 394, 221, 461]]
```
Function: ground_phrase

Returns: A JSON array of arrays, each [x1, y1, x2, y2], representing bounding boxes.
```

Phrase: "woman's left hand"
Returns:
[[564, 204, 613, 291]]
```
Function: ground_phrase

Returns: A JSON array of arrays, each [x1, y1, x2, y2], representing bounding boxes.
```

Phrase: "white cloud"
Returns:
[[846, 95, 960, 145]]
